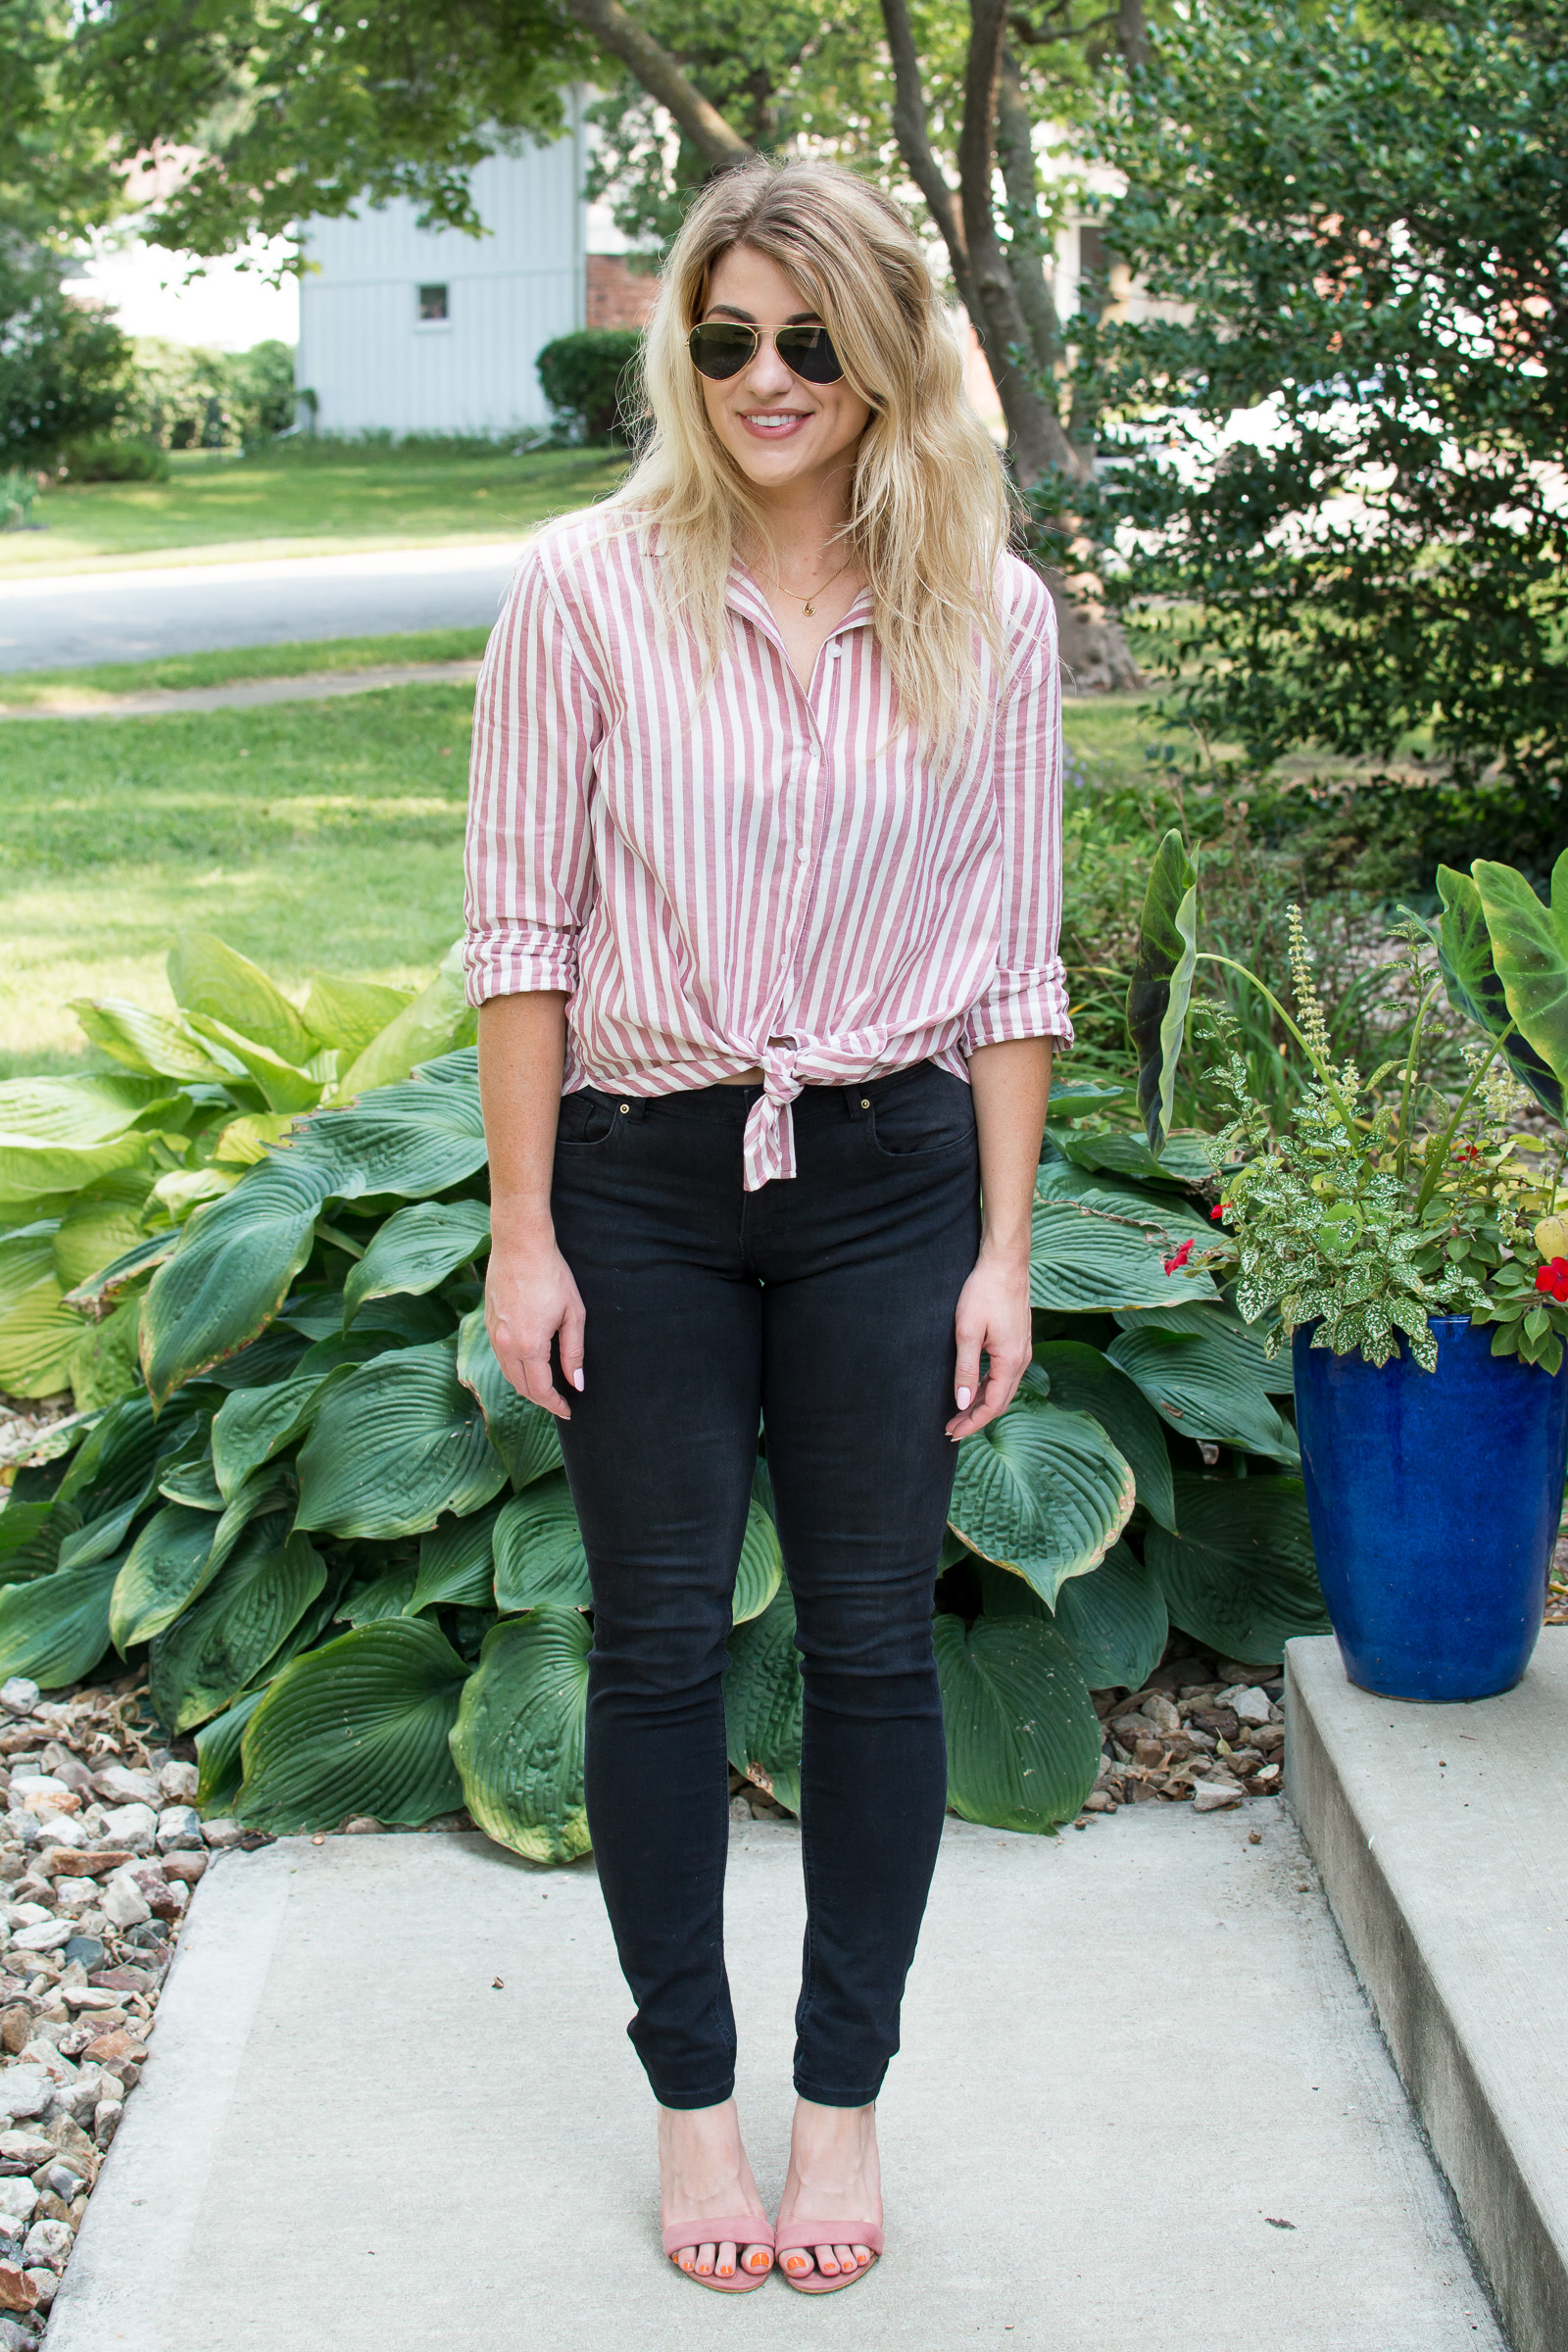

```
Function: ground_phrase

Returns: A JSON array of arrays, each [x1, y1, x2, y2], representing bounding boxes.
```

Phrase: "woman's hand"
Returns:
[[486, 1226, 586, 1421], [945, 1244, 1032, 1442], [948, 1035, 1054, 1445]]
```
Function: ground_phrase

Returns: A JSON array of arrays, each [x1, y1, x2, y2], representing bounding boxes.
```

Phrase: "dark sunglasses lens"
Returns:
[[776, 326, 844, 383], [688, 324, 756, 380]]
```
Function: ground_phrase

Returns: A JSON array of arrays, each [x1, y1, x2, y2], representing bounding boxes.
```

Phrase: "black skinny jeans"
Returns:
[[550, 1060, 980, 2110]]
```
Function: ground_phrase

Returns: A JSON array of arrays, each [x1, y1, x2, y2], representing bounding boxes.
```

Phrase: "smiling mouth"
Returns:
[[740, 411, 810, 434]]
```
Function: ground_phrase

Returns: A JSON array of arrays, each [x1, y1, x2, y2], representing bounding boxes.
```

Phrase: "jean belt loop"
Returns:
[[615, 1093, 648, 1122], [843, 1082, 869, 1121]]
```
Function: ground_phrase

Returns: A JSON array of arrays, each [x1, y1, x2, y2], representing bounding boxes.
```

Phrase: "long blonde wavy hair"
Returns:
[[614, 159, 1013, 747]]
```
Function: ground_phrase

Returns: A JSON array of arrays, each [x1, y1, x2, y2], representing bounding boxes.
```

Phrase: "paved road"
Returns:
[[50, 1803, 1502, 2352], [0, 543, 523, 672]]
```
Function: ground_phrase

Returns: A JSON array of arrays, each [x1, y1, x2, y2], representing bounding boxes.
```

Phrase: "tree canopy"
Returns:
[[1078, 0, 1568, 867]]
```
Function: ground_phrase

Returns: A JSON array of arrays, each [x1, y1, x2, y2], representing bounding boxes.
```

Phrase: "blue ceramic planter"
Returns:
[[1293, 1314, 1568, 1701]]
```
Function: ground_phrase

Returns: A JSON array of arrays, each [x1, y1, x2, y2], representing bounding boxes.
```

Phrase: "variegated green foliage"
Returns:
[[1, 912, 1340, 1855]]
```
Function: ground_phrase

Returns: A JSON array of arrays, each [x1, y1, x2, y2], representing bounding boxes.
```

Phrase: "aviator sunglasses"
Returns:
[[688, 319, 846, 385]]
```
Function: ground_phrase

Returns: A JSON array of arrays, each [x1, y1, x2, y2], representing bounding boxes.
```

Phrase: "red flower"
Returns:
[[1536, 1257, 1568, 1302], [1210, 1202, 1230, 1222], [1163, 1240, 1196, 1275]]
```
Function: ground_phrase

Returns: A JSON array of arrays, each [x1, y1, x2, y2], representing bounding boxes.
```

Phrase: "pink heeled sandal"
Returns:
[[662, 2215, 776, 2293], [775, 2220, 883, 2294]]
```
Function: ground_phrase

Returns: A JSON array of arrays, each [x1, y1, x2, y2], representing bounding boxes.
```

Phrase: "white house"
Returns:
[[294, 96, 656, 437]]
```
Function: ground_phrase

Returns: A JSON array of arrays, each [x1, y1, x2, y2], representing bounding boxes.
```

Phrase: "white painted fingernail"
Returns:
[[956, 1387, 972, 1409], [572, 1369, 584, 1391]]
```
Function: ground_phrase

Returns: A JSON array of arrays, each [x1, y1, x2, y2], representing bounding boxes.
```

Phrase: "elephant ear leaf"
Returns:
[[933, 1601, 1102, 1833], [449, 1609, 592, 1864], [235, 1617, 468, 1831], [733, 1495, 783, 1626], [1127, 827, 1199, 1155], [1433, 865, 1565, 1120], [724, 1582, 803, 1814], [455, 1307, 563, 1490]]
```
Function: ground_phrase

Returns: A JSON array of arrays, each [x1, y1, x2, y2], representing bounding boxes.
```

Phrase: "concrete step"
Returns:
[[47, 1802, 1501, 2351], [1288, 1627, 1568, 2352]]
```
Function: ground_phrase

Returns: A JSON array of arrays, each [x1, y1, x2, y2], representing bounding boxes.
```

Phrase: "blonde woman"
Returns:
[[466, 158, 1068, 2295]]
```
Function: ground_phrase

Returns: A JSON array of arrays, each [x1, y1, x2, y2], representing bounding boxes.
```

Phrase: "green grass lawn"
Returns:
[[0, 443, 627, 573], [1, 680, 474, 1078], [0, 621, 1162, 1080]]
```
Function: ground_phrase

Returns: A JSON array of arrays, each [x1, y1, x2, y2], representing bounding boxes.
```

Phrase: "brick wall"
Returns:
[[586, 256, 660, 331]]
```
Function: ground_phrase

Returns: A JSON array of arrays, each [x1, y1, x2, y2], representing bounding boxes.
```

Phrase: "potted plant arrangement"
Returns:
[[1131, 835, 1568, 1702]]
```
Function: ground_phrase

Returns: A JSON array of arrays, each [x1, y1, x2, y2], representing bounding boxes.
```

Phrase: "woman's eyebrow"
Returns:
[[702, 304, 824, 323]]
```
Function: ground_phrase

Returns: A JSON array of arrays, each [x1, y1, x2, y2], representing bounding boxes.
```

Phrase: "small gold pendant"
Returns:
[[803, 600, 815, 616]]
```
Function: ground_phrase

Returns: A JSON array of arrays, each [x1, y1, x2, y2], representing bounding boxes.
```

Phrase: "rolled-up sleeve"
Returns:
[[962, 569, 1075, 1054], [463, 542, 602, 1009]]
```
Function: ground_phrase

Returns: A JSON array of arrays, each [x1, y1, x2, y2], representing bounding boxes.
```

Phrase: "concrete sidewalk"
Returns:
[[0, 660, 482, 720], [1291, 1629, 1568, 2352], [0, 544, 520, 671], [46, 1804, 1501, 2352]]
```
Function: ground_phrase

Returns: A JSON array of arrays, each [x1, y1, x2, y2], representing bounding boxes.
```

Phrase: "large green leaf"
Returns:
[[1027, 1342, 1177, 1532], [0, 1130, 150, 1210], [492, 1471, 591, 1609], [140, 1155, 332, 1405], [0, 1072, 169, 1150], [69, 998, 245, 1085], [194, 1686, 269, 1812], [210, 1362, 358, 1501], [724, 1582, 803, 1813], [1057, 1131, 1218, 1189], [344, 1200, 491, 1325], [450, 1610, 592, 1863], [329, 945, 475, 1102], [284, 1055, 487, 1200], [62, 1226, 180, 1318], [0, 1551, 122, 1688], [1113, 1300, 1295, 1393], [1030, 1196, 1220, 1315], [1431, 866, 1565, 1121], [51, 1172, 156, 1292], [236, 1617, 468, 1831], [167, 933, 318, 1067], [150, 1517, 326, 1731], [1106, 1325, 1300, 1466], [409, 1498, 507, 1614], [1127, 827, 1199, 1155], [1050, 1540, 1168, 1690], [56, 1391, 161, 1513], [295, 1339, 508, 1540], [0, 1269, 81, 1397], [110, 1502, 220, 1650], [301, 972, 414, 1054], [933, 1607, 1102, 1832], [948, 1393, 1137, 1607], [336, 1567, 419, 1625], [1472, 854, 1568, 1092], [1147, 1473, 1329, 1662], [454, 1307, 563, 1489], [733, 1494, 783, 1626], [183, 1012, 323, 1114]]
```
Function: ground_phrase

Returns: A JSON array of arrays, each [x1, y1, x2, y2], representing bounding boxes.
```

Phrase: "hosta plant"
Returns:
[[1130, 832, 1568, 1372], [0, 1009, 1331, 1855], [0, 934, 472, 1412]]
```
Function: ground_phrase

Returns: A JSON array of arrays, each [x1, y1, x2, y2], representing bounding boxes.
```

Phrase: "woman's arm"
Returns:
[[478, 991, 585, 1421], [946, 1036, 1053, 1441]]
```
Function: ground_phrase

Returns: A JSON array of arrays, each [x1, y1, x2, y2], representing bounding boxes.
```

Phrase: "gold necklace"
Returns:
[[771, 558, 855, 618]]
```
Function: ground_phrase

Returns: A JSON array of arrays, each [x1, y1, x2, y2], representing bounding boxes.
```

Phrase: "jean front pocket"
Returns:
[[555, 1088, 617, 1149], [865, 1069, 977, 1159]]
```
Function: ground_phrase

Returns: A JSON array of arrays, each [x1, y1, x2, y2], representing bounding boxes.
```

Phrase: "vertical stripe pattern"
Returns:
[[464, 511, 1072, 1190]]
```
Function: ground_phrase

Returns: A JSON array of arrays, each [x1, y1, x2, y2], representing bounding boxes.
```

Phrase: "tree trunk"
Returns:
[[564, 0, 754, 169]]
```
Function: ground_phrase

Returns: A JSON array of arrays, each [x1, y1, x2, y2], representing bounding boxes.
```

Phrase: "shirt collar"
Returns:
[[724, 555, 875, 643]]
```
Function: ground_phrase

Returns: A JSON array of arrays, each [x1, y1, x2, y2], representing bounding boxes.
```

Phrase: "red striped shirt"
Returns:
[[464, 510, 1071, 1190]]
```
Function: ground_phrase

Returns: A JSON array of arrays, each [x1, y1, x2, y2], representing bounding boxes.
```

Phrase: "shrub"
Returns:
[[0, 904, 1336, 1853], [0, 244, 129, 465], [58, 435, 170, 482], [0, 468, 37, 527], [535, 329, 642, 443]]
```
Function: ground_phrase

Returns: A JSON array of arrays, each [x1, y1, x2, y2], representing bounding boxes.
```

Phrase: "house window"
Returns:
[[417, 283, 450, 323]]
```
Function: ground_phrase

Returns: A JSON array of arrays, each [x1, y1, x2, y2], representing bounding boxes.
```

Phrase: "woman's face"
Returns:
[[696, 245, 872, 504]]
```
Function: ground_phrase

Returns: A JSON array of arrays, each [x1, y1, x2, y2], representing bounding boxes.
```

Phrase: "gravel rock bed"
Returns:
[[0, 1667, 249, 2345], [1080, 1644, 1287, 1823]]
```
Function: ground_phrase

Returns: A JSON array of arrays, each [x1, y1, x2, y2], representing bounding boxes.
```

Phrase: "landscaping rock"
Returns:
[[157, 1762, 199, 1804], [0, 2191, 34, 2230], [155, 1805, 203, 1852], [89, 1768, 159, 1808], [1194, 1780, 1246, 1811], [20, 2220, 69, 2273], [97, 1803, 156, 1853], [0, 1692, 37, 1724], [99, 1877, 150, 1932], [201, 1818, 244, 1848], [0, 2082, 47, 2129], [1220, 1685, 1274, 1727], [0, 2265, 38, 2313]]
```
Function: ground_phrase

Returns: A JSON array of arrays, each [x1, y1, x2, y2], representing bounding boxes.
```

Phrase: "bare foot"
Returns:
[[659, 2099, 773, 2282], [774, 2097, 882, 2281]]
